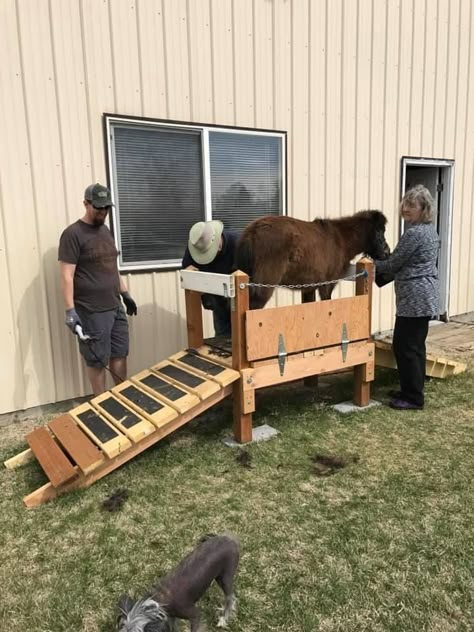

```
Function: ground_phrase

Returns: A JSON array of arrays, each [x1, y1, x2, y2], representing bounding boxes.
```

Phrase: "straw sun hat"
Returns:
[[188, 220, 224, 265]]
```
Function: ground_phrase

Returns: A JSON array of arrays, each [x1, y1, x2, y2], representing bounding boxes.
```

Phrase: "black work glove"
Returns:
[[121, 291, 138, 316], [65, 308, 82, 334]]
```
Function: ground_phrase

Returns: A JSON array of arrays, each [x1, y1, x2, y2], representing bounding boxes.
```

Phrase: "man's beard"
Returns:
[[92, 215, 106, 226]]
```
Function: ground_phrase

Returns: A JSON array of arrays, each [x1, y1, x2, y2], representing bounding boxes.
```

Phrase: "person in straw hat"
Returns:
[[182, 220, 239, 336]]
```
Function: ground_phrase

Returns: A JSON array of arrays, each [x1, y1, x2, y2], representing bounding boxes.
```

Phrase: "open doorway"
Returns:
[[400, 157, 455, 320]]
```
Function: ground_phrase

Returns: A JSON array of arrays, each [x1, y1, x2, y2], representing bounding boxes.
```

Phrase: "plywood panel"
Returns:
[[245, 295, 370, 361]]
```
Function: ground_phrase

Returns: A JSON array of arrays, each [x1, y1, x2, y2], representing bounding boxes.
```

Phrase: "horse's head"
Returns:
[[358, 210, 390, 260]]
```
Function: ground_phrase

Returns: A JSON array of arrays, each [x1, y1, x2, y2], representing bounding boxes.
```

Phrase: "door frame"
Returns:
[[400, 157, 455, 320]]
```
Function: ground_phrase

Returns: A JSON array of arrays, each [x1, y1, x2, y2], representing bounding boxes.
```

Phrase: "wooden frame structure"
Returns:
[[6, 259, 374, 507], [182, 258, 376, 443]]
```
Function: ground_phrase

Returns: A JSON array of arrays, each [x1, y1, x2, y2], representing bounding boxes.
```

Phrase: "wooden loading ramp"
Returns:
[[374, 339, 467, 378], [4, 349, 239, 508]]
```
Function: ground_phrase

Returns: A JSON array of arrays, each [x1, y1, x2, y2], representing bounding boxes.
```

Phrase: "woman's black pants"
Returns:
[[392, 316, 430, 407]]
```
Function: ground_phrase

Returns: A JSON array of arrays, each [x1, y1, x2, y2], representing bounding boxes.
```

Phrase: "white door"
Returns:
[[401, 158, 454, 320]]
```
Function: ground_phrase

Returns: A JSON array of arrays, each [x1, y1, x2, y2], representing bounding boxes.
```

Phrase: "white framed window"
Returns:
[[105, 115, 286, 271]]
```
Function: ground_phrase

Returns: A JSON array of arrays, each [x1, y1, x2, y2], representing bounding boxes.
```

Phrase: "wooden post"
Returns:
[[184, 289, 204, 349], [354, 258, 375, 406], [232, 271, 253, 443], [301, 289, 319, 388]]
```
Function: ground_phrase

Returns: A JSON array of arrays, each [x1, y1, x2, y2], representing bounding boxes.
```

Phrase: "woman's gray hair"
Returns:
[[400, 184, 435, 223]]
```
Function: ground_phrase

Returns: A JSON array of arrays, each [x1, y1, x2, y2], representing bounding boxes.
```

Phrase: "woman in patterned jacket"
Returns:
[[375, 185, 440, 410]]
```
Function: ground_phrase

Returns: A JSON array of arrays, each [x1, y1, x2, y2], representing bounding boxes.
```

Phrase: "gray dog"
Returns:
[[117, 533, 240, 631]]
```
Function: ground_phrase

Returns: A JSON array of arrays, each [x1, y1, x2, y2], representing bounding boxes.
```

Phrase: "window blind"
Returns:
[[113, 125, 204, 264], [209, 131, 282, 232]]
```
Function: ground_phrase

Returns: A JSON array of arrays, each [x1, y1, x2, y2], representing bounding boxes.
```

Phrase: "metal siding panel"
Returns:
[[421, 0, 437, 154], [187, 0, 213, 122], [408, 0, 426, 155], [368, 0, 388, 319], [379, 0, 402, 332], [210, 0, 234, 125], [354, 0, 373, 210], [254, 0, 273, 128], [8, 1, 61, 410], [396, 0, 414, 162], [273, 0, 292, 219], [162, 0, 191, 121], [273, 0, 291, 130], [49, 0, 94, 400], [233, 0, 255, 127], [137, 0, 168, 118], [465, 0, 474, 310], [0, 0, 31, 413], [453, 0, 472, 314], [432, 0, 449, 158], [81, 0, 116, 177], [339, 0, 357, 214], [109, 0, 142, 114], [291, 0, 310, 220], [326, 0, 343, 221], [443, 0, 460, 159], [446, 0, 462, 312]]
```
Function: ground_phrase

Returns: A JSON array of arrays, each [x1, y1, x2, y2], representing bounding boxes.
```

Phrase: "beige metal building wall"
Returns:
[[1, 0, 473, 415]]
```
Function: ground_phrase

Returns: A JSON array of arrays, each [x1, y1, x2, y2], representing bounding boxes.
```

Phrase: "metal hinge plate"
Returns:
[[278, 334, 287, 376], [341, 323, 349, 362]]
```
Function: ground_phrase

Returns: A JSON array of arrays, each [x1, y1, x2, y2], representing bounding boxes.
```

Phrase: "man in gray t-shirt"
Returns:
[[58, 183, 137, 395]]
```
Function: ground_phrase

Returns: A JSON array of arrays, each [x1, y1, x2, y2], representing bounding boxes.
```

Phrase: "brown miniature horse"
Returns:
[[235, 210, 390, 308]]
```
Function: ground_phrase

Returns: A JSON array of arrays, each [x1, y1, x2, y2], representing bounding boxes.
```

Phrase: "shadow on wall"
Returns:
[[12, 247, 89, 414]]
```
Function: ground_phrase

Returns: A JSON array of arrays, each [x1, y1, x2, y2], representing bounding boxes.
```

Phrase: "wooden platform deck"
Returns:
[[377, 317, 474, 361]]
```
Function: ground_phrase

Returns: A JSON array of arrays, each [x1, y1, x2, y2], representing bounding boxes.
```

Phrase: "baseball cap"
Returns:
[[84, 183, 114, 208]]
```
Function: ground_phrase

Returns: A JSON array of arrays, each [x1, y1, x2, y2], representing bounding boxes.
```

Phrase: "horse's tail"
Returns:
[[235, 234, 255, 277]]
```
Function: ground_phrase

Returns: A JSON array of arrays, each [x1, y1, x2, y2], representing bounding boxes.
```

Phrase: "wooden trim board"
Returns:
[[242, 341, 375, 390], [4, 449, 34, 470]]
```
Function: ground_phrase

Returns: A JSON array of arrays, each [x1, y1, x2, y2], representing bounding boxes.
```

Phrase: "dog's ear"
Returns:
[[117, 593, 135, 615]]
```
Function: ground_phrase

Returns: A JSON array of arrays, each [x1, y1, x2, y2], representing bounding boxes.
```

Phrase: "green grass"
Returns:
[[1, 367, 473, 631]]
